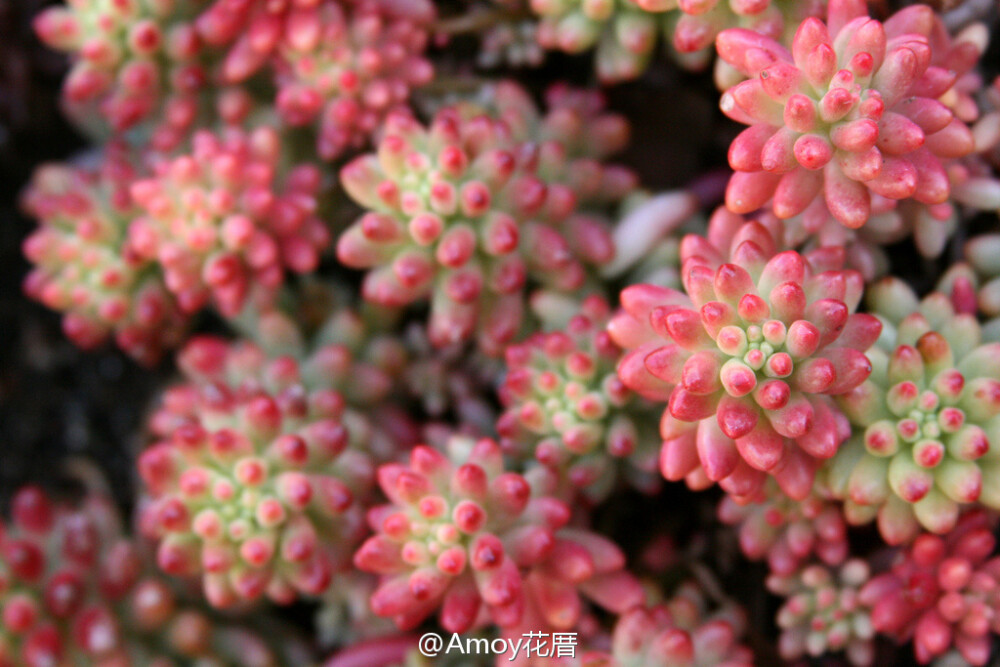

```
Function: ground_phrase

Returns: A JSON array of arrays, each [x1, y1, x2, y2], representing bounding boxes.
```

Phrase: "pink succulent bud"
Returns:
[[611, 214, 875, 500], [139, 336, 376, 606]]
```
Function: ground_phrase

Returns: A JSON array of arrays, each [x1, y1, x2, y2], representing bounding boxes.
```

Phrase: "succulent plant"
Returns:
[[611, 212, 878, 500], [587, 582, 754, 666], [827, 278, 1000, 543], [354, 435, 641, 634], [718, 0, 977, 231], [138, 335, 376, 607], [21, 146, 188, 365], [718, 478, 848, 576], [272, 0, 434, 160], [354, 436, 562, 632], [860, 510, 1000, 665], [336, 99, 626, 354], [0, 486, 307, 666], [767, 558, 875, 665], [498, 295, 661, 499], [32, 0, 208, 134], [128, 126, 331, 319]]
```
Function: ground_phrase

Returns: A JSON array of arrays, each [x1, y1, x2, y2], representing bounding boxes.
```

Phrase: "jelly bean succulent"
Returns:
[[337, 101, 624, 354], [586, 582, 754, 666], [21, 146, 188, 365], [718, 478, 848, 576], [827, 278, 1000, 544], [718, 0, 977, 231], [32, 0, 208, 134], [860, 511, 1000, 665], [271, 0, 435, 160], [14, 0, 1000, 664], [354, 436, 577, 632], [138, 335, 376, 607], [610, 213, 879, 500], [0, 486, 307, 666], [497, 295, 661, 499], [767, 558, 875, 665], [128, 126, 331, 319]]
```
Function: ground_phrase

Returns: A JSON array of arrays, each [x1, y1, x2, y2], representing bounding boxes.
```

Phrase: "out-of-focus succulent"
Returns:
[[498, 295, 661, 499], [860, 510, 1000, 665], [0, 486, 308, 666], [354, 436, 642, 634], [529, 0, 824, 83], [718, 1, 977, 232], [138, 335, 375, 607], [272, 0, 434, 160], [960, 235, 1000, 338], [336, 98, 627, 354], [767, 559, 874, 665], [22, 146, 188, 365], [33, 0, 208, 134], [196, 0, 435, 85], [718, 478, 848, 576], [585, 582, 754, 666], [128, 126, 331, 319], [828, 278, 1000, 543], [611, 212, 878, 500]]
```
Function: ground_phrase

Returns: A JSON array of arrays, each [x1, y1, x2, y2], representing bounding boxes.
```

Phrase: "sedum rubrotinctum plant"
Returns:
[[13, 0, 1000, 664]]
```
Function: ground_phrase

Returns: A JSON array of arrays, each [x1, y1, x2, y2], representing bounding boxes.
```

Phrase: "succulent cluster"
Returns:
[[0, 486, 305, 666], [354, 436, 642, 633], [13, 0, 1000, 664], [498, 295, 661, 498], [21, 146, 187, 365], [768, 559, 875, 664], [337, 85, 631, 354], [138, 336, 376, 606], [861, 510, 1000, 664]]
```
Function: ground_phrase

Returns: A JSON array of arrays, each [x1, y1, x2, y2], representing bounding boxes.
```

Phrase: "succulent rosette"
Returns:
[[138, 335, 376, 607], [827, 278, 1000, 544], [859, 510, 1000, 665], [337, 103, 622, 354], [718, 478, 848, 576], [354, 436, 640, 634], [718, 0, 977, 231], [498, 295, 662, 499], [354, 437, 559, 632], [272, 0, 434, 160], [0, 486, 306, 666], [32, 0, 208, 134], [21, 146, 188, 365], [583, 582, 753, 666], [767, 559, 875, 665], [128, 126, 331, 319], [611, 213, 879, 500]]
